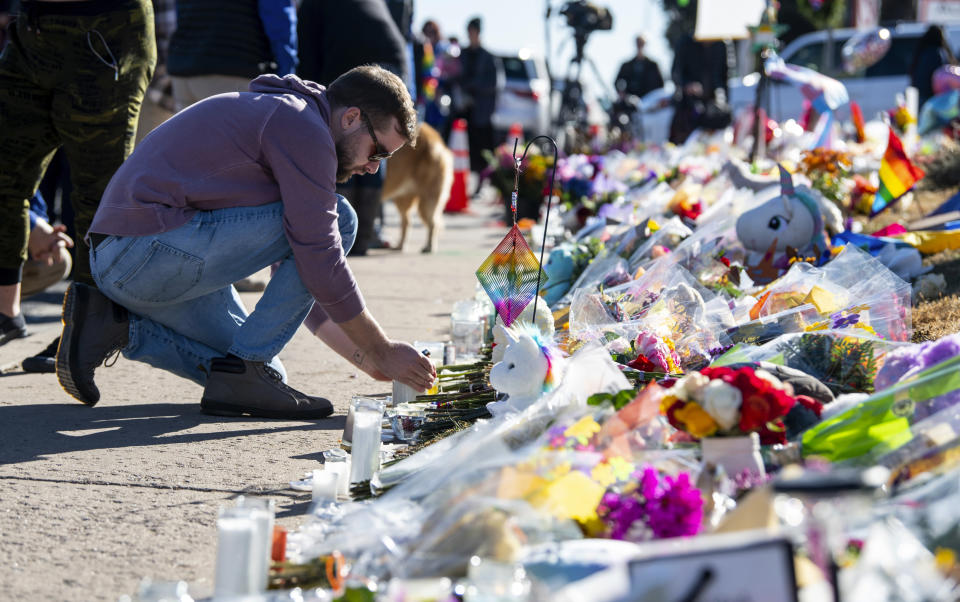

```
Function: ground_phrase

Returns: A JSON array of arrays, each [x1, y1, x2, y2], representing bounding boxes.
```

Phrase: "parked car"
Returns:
[[728, 22, 960, 124], [491, 51, 551, 141]]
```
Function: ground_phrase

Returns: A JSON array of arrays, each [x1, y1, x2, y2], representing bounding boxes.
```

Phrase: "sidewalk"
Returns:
[[0, 199, 500, 600]]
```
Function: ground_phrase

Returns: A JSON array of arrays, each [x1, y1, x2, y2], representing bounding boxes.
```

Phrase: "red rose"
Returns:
[[627, 354, 657, 372], [719, 256, 731, 267], [734, 368, 795, 432], [700, 366, 736, 384]]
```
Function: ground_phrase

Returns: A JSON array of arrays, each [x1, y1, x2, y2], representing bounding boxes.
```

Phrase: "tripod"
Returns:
[[554, 29, 609, 150]]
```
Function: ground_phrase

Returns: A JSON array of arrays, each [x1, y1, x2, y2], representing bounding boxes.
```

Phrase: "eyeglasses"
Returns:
[[359, 111, 393, 162]]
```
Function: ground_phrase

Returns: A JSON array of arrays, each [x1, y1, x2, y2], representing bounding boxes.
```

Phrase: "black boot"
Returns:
[[200, 356, 334, 419], [56, 283, 129, 405]]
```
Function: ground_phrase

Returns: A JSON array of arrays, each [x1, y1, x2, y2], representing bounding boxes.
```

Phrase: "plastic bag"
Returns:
[[802, 354, 960, 463]]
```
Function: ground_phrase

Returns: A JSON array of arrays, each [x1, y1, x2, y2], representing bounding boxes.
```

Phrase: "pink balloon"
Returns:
[[933, 65, 960, 95]]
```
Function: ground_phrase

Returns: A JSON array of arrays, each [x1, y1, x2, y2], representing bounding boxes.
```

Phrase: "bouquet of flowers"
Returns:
[[596, 465, 703, 541], [798, 148, 852, 208], [607, 331, 682, 374], [555, 154, 626, 215], [660, 366, 798, 444], [484, 143, 554, 221]]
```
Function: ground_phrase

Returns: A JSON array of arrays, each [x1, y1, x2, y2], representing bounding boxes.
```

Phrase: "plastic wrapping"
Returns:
[[742, 245, 912, 342], [712, 330, 909, 397], [801, 354, 960, 463]]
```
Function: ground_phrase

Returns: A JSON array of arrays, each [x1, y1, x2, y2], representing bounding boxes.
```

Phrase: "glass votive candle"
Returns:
[[452, 319, 484, 356], [233, 496, 274, 594], [213, 506, 260, 597], [311, 468, 338, 503], [322, 448, 350, 498], [349, 398, 386, 484], [392, 380, 424, 404]]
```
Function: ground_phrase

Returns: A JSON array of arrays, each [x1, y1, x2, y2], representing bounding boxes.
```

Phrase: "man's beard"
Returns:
[[335, 135, 364, 183]]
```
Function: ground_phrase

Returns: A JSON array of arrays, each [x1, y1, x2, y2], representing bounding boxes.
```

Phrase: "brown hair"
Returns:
[[328, 65, 417, 147]]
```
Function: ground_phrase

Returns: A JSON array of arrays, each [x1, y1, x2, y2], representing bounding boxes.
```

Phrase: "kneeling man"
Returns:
[[57, 66, 436, 419]]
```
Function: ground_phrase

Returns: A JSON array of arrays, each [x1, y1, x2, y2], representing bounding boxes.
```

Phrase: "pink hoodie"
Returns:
[[90, 74, 362, 324]]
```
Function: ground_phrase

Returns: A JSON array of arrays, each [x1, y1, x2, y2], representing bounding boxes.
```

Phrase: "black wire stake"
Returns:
[[512, 135, 560, 325]]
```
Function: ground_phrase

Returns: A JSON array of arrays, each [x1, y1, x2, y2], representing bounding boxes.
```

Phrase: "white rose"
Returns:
[[702, 380, 743, 431], [683, 372, 710, 400]]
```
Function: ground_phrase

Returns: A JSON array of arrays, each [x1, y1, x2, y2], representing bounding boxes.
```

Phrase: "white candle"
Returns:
[[312, 469, 338, 503], [349, 408, 383, 483], [233, 497, 274, 594], [214, 510, 259, 596]]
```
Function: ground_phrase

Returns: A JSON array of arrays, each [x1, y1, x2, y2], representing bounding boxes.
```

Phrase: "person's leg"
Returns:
[[0, 10, 61, 343], [51, 0, 156, 286], [76, 202, 334, 416]]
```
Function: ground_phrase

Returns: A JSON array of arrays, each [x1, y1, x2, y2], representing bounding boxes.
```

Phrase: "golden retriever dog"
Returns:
[[382, 122, 453, 253]]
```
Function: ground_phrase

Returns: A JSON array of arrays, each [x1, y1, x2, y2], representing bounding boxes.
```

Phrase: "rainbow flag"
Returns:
[[871, 127, 925, 216]]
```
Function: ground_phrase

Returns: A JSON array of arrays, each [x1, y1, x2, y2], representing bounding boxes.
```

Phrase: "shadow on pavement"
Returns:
[[0, 402, 345, 465]]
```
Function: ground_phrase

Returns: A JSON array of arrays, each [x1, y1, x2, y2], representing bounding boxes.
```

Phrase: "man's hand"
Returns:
[[368, 340, 436, 392], [314, 310, 436, 390], [28, 220, 73, 266]]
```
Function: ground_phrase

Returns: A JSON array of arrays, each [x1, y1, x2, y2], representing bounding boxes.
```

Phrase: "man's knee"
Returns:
[[336, 194, 358, 254]]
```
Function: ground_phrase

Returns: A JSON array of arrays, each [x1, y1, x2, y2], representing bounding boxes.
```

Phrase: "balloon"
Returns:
[[842, 28, 892, 74], [933, 64, 960, 95]]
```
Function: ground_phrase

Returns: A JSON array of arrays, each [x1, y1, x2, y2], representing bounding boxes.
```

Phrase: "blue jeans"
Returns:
[[90, 197, 357, 386]]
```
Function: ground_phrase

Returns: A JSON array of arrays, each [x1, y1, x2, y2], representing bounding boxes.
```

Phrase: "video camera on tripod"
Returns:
[[552, 1, 613, 151], [559, 1, 613, 38]]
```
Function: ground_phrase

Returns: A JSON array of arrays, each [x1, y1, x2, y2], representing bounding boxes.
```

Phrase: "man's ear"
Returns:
[[340, 106, 361, 132]]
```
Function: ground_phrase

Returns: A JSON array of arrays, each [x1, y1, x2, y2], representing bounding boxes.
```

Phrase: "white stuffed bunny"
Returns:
[[487, 324, 562, 417]]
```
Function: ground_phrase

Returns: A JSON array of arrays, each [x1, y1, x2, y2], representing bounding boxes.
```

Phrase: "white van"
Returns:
[[728, 22, 960, 123]]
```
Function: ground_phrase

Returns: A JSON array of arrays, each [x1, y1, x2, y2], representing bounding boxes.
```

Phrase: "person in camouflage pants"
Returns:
[[0, 0, 155, 354]]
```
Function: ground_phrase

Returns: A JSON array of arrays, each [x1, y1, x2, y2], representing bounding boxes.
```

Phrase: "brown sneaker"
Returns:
[[56, 283, 129, 405], [200, 356, 335, 419]]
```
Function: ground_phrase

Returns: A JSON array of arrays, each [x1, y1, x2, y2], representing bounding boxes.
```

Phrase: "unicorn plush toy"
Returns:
[[736, 164, 833, 264], [487, 324, 563, 417], [491, 301, 555, 363]]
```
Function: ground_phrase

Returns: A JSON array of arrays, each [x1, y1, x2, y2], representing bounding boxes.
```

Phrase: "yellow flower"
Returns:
[[590, 457, 635, 487], [564, 416, 601, 445], [674, 401, 719, 438]]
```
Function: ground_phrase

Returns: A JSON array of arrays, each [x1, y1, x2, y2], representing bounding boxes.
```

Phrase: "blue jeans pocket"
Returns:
[[114, 240, 204, 303]]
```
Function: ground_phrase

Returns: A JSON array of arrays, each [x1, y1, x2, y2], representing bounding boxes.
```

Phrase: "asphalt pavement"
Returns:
[[0, 198, 504, 600]]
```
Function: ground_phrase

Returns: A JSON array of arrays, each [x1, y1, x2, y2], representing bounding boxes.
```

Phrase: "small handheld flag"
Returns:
[[871, 127, 925, 216]]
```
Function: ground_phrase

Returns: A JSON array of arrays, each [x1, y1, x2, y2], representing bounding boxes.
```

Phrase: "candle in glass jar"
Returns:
[[349, 403, 384, 483], [214, 507, 259, 596], [233, 497, 274, 594], [312, 468, 338, 503]]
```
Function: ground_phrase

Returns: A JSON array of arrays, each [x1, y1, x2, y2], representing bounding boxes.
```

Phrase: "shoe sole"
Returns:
[[200, 398, 334, 420], [56, 285, 99, 406]]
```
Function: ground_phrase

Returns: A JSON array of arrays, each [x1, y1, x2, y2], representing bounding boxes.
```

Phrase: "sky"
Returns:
[[413, 0, 671, 100]]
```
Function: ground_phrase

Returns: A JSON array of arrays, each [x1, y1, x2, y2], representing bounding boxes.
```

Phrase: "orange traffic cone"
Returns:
[[445, 118, 470, 213], [508, 122, 524, 148]]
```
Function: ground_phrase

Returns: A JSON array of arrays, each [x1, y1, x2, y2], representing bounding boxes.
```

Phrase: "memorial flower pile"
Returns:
[[661, 366, 798, 444]]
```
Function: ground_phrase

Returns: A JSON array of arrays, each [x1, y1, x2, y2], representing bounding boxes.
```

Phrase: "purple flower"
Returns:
[[830, 312, 860, 329], [597, 465, 703, 542]]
